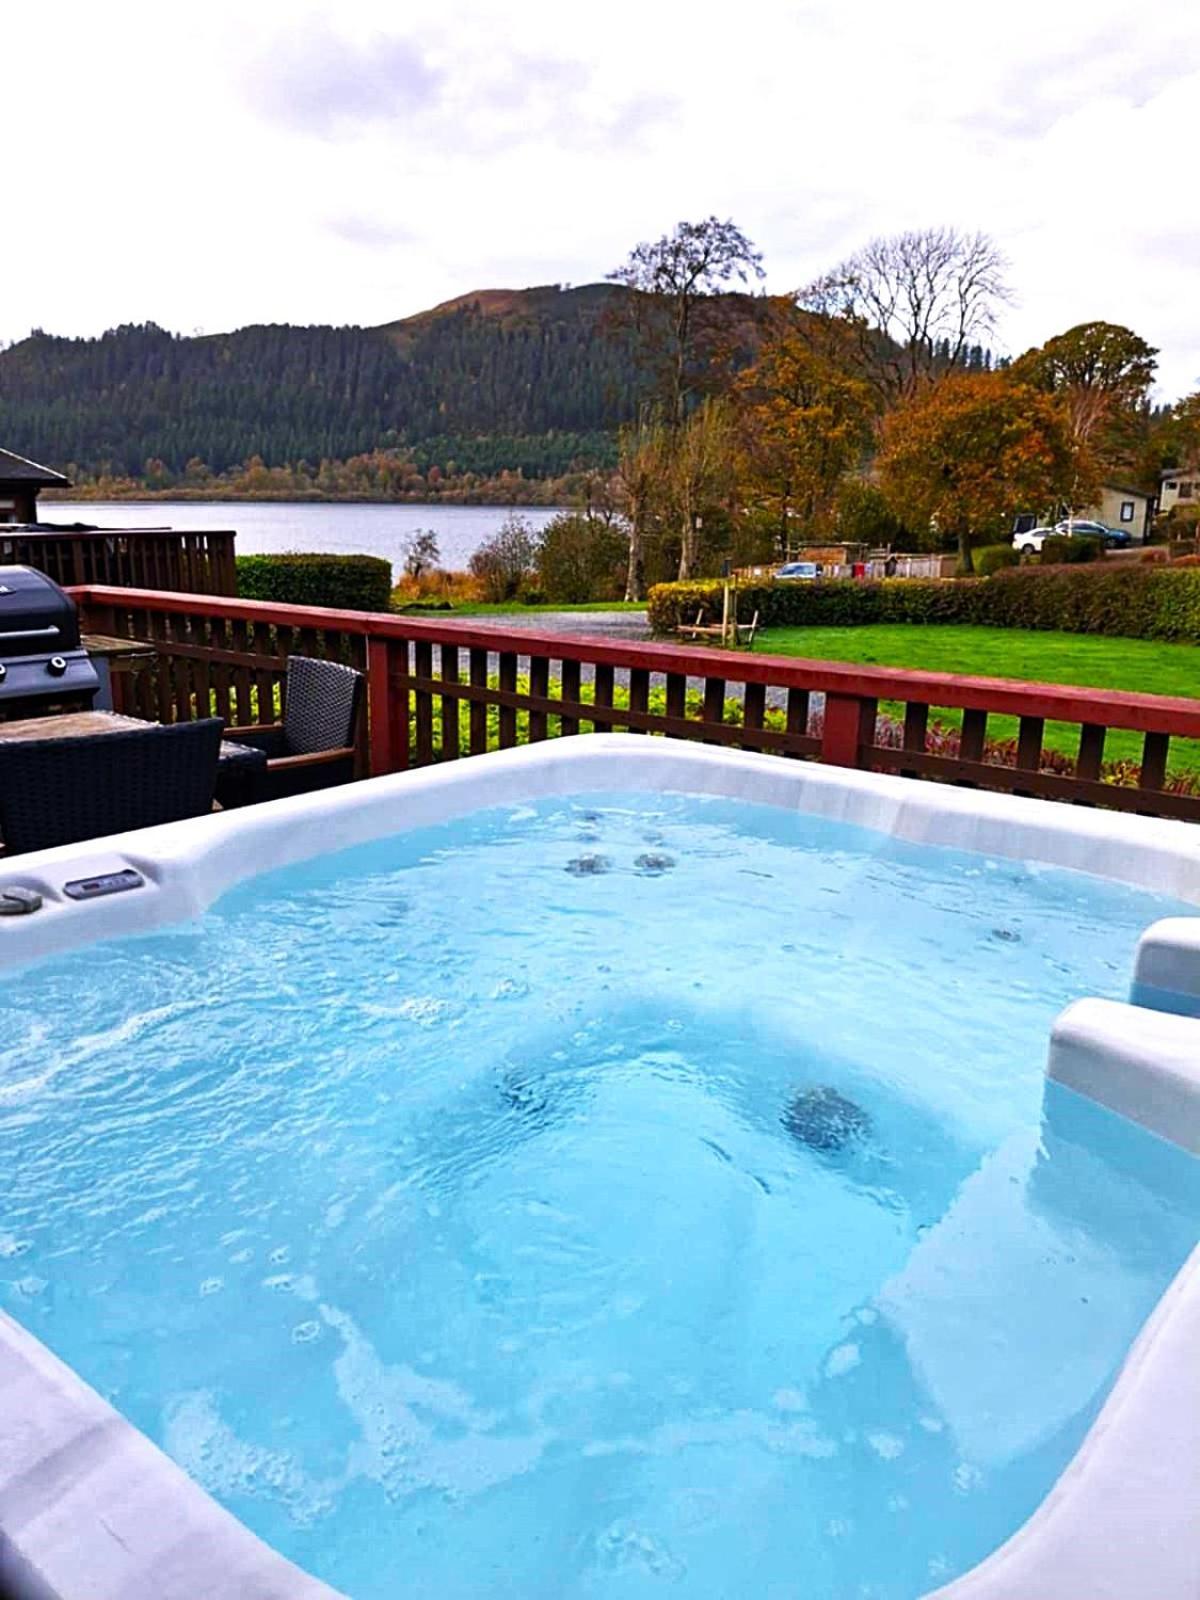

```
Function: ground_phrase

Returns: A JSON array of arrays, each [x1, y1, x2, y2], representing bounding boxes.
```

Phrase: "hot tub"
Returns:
[[2, 736, 1199, 1600]]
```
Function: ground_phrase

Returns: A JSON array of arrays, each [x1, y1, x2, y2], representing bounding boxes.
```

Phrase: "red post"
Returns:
[[821, 693, 876, 768], [367, 637, 410, 775]]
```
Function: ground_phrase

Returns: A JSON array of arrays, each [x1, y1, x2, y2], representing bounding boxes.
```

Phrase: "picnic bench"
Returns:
[[676, 608, 760, 651]]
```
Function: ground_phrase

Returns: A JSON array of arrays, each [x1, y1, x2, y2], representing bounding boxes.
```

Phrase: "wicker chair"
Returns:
[[0, 718, 224, 856], [218, 655, 363, 806]]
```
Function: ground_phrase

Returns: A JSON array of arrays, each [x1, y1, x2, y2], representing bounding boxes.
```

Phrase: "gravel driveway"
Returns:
[[432, 609, 818, 719]]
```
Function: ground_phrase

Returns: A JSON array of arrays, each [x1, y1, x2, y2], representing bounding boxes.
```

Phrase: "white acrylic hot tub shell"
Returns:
[[1, 735, 1198, 1600]]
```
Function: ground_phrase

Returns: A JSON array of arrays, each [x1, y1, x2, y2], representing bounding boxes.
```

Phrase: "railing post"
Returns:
[[821, 693, 876, 769], [368, 635, 410, 775]]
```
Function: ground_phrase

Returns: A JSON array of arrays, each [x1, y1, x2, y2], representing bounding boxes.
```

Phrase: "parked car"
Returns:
[[1054, 519, 1131, 549], [775, 561, 821, 581], [1012, 523, 1126, 556], [1011, 527, 1058, 556]]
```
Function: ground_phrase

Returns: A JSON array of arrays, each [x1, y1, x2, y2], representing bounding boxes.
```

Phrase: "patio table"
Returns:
[[0, 711, 268, 807], [81, 633, 157, 712]]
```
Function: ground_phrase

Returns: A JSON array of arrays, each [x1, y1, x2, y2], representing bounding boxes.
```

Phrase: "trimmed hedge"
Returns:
[[647, 564, 1200, 643], [1040, 534, 1103, 565], [236, 553, 393, 612], [974, 543, 1019, 577]]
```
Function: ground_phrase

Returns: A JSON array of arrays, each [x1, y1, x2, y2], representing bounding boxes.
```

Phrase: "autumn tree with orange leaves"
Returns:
[[878, 373, 1089, 572], [734, 333, 876, 550]]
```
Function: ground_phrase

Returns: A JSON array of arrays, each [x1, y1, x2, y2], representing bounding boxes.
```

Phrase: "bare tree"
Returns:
[[400, 528, 441, 581], [609, 217, 765, 428], [798, 227, 1011, 404], [467, 514, 539, 603]]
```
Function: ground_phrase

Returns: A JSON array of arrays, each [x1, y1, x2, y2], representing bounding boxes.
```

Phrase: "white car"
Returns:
[[1011, 527, 1057, 556]]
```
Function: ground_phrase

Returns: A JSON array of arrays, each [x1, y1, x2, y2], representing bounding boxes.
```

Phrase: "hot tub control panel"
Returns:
[[63, 868, 146, 901]]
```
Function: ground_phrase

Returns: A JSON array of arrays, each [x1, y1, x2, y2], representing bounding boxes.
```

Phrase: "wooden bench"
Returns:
[[677, 609, 760, 651]]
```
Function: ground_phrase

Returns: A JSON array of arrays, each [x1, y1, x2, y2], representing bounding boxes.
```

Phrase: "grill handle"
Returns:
[[0, 626, 61, 642]]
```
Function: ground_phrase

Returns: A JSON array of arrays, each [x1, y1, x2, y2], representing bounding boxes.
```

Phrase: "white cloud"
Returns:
[[10, 0, 1199, 397]]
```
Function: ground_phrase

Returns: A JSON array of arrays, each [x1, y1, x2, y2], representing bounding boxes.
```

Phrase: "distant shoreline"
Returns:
[[41, 489, 576, 508]]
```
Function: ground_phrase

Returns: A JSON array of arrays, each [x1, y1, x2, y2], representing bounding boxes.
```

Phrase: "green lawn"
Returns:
[[758, 624, 1200, 772]]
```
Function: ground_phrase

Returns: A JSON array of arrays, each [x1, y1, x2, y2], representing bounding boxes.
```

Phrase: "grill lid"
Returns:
[[0, 565, 84, 655]]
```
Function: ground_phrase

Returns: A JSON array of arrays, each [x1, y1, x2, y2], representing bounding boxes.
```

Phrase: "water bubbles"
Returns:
[[594, 1521, 685, 1580], [867, 1432, 905, 1461], [825, 1343, 861, 1379], [773, 1388, 807, 1413], [490, 977, 528, 1001], [394, 996, 452, 1027]]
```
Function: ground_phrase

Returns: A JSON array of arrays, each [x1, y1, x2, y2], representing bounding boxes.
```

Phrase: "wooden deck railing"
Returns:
[[10, 528, 237, 595], [71, 585, 1200, 823]]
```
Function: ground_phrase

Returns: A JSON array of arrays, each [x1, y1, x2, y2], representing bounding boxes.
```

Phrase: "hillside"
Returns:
[[0, 285, 647, 484]]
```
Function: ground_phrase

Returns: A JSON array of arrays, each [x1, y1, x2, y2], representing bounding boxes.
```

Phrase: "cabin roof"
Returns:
[[0, 447, 69, 486]]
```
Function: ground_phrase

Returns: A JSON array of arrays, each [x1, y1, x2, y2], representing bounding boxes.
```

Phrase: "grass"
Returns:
[[758, 624, 1200, 771]]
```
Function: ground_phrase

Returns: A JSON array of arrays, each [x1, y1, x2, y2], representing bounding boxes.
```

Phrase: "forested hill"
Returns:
[[0, 284, 651, 482]]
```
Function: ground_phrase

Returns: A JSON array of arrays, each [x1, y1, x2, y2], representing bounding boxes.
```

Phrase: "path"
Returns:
[[434, 610, 817, 719]]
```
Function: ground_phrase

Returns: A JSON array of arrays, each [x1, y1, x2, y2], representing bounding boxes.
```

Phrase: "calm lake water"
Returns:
[[44, 502, 567, 578]]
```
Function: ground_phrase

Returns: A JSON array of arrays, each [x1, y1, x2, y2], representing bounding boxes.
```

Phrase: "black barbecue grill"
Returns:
[[0, 565, 100, 719]]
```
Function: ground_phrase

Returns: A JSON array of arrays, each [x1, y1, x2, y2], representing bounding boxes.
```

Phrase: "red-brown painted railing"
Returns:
[[70, 585, 1200, 822], [13, 528, 237, 595]]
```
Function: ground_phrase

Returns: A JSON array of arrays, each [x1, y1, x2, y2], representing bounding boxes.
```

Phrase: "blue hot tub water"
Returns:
[[3, 792, 1200, 1599]]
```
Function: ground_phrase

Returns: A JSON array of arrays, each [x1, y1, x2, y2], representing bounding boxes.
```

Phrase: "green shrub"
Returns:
[[974, 543, 1019, 577], [646, 565, 1200, 643], [236, 552, 392, 612], [1040, 534, 1104, 565], [534, 512, 627, 604]]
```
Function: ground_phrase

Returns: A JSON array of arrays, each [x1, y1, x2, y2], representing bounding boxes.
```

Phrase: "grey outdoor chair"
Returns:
[[218, 655, 363, 806], [0, 718, 225, 856]]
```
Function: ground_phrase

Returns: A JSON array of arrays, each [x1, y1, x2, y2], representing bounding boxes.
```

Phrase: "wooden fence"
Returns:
[[9, 528, 237, 595], [71, 585, 1200, 823]]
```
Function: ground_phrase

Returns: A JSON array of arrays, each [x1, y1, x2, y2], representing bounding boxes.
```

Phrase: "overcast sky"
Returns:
[[11, 0, 1198, 398]]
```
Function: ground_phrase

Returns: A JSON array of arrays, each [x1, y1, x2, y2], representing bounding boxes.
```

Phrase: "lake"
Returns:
[[43, 502, 567, 578]]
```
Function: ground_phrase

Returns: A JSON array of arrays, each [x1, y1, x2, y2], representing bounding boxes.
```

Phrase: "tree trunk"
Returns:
[[677, 512, 697, 581], [956, 527, 975, 574], [625, 514, 645, 602]]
